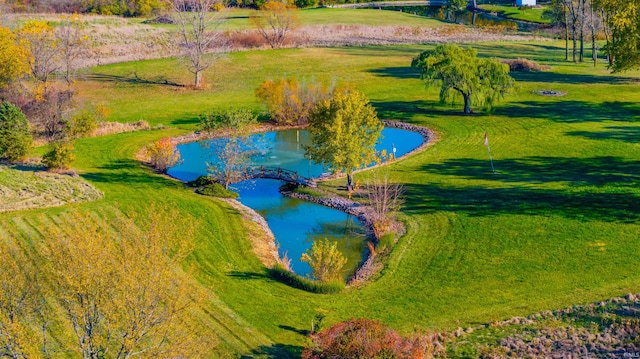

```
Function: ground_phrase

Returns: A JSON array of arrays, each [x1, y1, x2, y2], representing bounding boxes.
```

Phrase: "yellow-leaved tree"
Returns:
[[0, 205, 215, 358], [250, 0, 300, 49], [0, 27, 29, 88], [17, 20, 59, 86], [40, 206, 212, 358]]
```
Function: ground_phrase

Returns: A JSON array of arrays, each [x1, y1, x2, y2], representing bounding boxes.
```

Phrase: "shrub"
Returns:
[[303, 318, 447, 359], [269, 263, 345, 294], [295, 0, 318, 8], [300, 239, 347, 283], [187, 175, 215, 187], [195, 183, 239, 198], [42, 139, 75, 170], [68, 112, 98, 138], [501, 58, 551, 72], [198, 108, 257, 133], [145, 137, 181, 173], [0, 101, 32, 162]]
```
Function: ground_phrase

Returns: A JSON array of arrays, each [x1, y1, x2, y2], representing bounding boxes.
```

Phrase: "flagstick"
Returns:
[[486, 143, 496, 174]]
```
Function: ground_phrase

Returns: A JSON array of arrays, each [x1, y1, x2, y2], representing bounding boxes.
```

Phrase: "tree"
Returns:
[[595, 0, 640, 72], [0, 241, 49, 359], [146, 137, 181, 173], [168, 0, 227, 88], [17, 21, 59, 86], [367, 170, 404, 238], [300, 239, 347, 283], [0, 102, 32, 162], [0, 27, 29, 88], [56, 14, 89, 85], [445, 0, 467, 22], [304, 90, 382, 187], [40, 206, 212, 358], [255, 77, 334, 125], [250, 0, 299, 49], [200, 109, 265, 189], [411, 44, 515, 115], [42, 139, 75, 170]]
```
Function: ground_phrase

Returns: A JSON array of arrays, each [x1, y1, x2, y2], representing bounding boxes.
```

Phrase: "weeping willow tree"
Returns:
[[411, 44, 515, 115]]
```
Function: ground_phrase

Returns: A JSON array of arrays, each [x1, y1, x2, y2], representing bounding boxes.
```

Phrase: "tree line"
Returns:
[[545, 0, 640, 72]]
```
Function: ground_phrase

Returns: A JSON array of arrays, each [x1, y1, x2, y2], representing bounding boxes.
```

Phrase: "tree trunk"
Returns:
[[590, 4, 597, 66], [579, 0, 584, 62], [572, 24, 578, 62], [472, 11, 477, 26], [463, 94, 473, 115], [564, 8, 569, 61], [347, 172, 353, 188], [195, 70, 203, 88]]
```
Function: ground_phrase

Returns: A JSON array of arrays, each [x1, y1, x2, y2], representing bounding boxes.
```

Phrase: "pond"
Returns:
[[168, 127, 424, 278]]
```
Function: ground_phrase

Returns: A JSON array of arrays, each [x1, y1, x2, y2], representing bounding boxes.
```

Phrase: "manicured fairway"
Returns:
[[2, 41, 639, 357]]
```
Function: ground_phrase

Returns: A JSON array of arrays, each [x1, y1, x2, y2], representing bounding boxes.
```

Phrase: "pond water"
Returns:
[[168, 127, 424, 278]]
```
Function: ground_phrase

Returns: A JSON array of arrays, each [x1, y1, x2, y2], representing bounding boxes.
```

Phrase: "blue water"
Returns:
[[168, 127, 424, 278]]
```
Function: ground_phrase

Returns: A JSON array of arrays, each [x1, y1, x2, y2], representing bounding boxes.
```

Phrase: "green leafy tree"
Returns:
[[411, 44, 515, 115], [446, 0, 467, 22], [0, 102, 32, 162], [42, 139, 75, 170], [595, 0, 640, 72], [304, 90, 382, 187], [300, 239, 347, 283]]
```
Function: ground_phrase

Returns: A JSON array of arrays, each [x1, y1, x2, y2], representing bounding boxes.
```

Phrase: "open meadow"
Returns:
[[1, 8, 639, 358]]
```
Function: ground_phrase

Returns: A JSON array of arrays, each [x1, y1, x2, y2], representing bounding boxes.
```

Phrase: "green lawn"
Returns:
[[479, 4, 551, 24], [2, 41, 640, 357]]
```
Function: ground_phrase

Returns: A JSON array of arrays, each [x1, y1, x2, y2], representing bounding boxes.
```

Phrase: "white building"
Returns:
[[516, 0, 536, 5]]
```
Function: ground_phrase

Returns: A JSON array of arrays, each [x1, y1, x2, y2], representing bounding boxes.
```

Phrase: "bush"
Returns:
[[295, 0, 318, 8], [198, 109, 257, 134], [195, 183, 239, 198], [501, 58, 550, 72], [269, 264, 345, 294], [187, 175, 215, 187], [301, 239, 347, 283], [303, 318, 447, 359], [145, 138, 180, 173], [0, 101, 32, 162], [42, 139, 75, 170], [68, 112, 98, 138]]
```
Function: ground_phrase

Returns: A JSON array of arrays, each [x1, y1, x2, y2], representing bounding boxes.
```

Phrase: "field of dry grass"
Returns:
[[10, 10, 545, 68]]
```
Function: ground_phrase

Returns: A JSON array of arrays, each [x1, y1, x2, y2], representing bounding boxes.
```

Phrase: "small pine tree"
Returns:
[[42, 139, 75, 170], [0, 102, 32, 162], [300, 239, 347, 283]]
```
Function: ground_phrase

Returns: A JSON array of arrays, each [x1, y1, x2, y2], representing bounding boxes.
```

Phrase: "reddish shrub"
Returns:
[[302, 318, 446, 359]]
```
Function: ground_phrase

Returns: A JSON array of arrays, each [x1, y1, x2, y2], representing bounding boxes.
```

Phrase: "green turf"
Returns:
[[478, 4, 551, 24], [2, 41, 640, 358]]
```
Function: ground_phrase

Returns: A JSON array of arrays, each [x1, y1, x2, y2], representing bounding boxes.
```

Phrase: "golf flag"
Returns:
[[484, 131, 495, 174]]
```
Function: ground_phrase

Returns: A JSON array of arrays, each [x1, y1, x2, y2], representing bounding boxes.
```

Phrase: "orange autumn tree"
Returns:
[[146, 137, 181, 173]]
